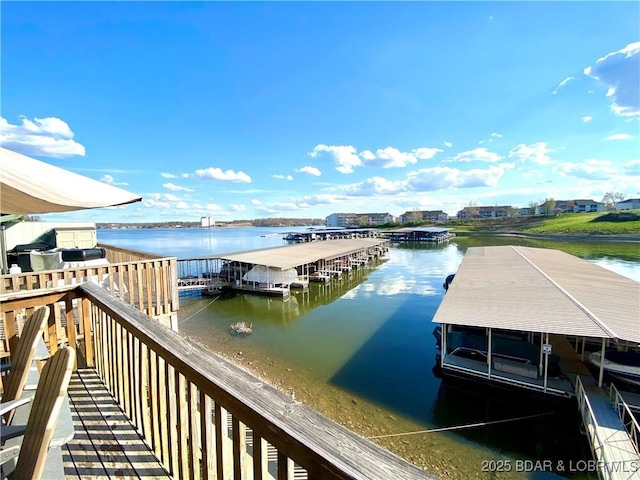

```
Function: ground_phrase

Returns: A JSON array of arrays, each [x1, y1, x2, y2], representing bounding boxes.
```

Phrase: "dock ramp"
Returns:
[[575, 376, 640, 479]]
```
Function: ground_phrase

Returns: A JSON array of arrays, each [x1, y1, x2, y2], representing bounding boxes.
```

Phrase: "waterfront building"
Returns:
[[399, 210, 449, 223], [325, 212, 394, 228], [616, 198, 640, 210], [200, 216, 215, 227], [456, 205, 515, 219]]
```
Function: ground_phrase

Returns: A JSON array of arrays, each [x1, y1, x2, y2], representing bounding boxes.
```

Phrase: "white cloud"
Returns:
[[605, 133, 631, 141], [272, 174, 294, 180], [361, 146, 442, 168], [308, 144, 362, 174], [251, 199, 262, 205], [345, 176, 407, 196], [163, 182, 194, 192], [582, 116, 593, 123], [297, 166, 322, 176], [362, 147, 416, 168], [308, 143, 441, 173], [508, 142, 554, 165], [344, 165, 507, 196], [100, 174, 128, 186], [444, 141, 453, 148], [193, 167, 251, 183], [411, 147, 443, 160], [256, 202, 300, 215], [0, 115, 86, 158], [161, 172, 178, 178], [406, 165, 506, 190], [143, 193, 182, 209], [448, 147, 503, 163], [298, 194, 349, 206], [623, 159, 640, 176], [490, 132, 503, 138], [583, 42, 640, 117], [229, 204, 246, 212], [552, 76, 575, 95], [555, 159, 617, 181]]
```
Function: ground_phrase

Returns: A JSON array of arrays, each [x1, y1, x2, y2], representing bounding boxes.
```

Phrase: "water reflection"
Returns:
[[429, 377, 591, 474], [100, 227, 634, 479]]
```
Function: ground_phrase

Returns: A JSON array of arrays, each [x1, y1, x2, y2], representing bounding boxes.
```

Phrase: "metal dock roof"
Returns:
[[432, 245, 640, 344], [212, 238, 388, 270]]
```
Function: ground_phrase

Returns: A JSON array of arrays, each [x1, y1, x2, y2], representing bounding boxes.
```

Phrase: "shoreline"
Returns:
[[453, 231, 640, 243], [184, 333, 520, 480]]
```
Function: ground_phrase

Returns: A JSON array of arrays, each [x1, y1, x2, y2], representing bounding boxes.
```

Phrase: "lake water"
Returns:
[[97, 227, 639, 479]]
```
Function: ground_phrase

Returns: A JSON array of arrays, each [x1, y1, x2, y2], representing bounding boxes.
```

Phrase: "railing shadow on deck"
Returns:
[[1, 283, 435, 480]]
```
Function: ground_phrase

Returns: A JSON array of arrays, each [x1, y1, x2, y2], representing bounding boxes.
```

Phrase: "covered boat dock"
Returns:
[[178, 238, 390, 296], [432, 245, 640, 478], [433, 245, 639, 395], [382, 227, 455, 243]]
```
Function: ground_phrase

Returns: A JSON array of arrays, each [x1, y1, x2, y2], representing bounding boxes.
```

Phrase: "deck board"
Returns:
[[63, 368, 171, 479]]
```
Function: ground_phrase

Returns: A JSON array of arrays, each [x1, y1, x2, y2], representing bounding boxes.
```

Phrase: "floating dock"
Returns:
[[432, 245, 640, 476], [381, 227, 455, 243], [177, 238, 389, 297], [283, 228, 381, 243]]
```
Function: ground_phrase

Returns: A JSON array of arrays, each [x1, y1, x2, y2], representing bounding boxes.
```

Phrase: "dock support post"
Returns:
[[440, 324, 446, 369], [598, 338, 606, 388], [543, 333, 549, 393], [487, 328, 492, 379]]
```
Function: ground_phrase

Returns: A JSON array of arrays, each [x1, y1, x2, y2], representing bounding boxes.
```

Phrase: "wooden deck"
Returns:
[[63, 368, 170, 479], [62, 368, 312, 480]]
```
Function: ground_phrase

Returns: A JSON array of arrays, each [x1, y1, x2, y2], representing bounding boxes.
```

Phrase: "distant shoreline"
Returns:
[[453, 231, 640, 243]]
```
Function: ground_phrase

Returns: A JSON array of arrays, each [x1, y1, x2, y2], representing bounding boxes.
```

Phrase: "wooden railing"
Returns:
[[0, 284, 434, 480], [99, 242, 166, 263], [0, 244, 179, 335]]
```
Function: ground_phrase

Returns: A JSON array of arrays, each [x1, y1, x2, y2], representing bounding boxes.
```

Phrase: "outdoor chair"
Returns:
[[0, 307, 50, 425], [0, 346, 75, 480]]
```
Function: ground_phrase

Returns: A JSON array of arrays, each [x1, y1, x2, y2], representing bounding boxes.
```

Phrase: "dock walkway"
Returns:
[[575, 375, 640, 480]]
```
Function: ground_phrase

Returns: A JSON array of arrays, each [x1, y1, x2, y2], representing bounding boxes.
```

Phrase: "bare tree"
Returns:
[[602, 191, 627, 209]]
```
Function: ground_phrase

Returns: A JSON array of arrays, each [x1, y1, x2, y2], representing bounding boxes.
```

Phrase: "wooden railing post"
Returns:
[[64, 294, 77, 370]]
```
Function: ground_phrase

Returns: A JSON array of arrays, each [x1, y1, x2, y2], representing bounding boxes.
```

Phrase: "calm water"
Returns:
[[98, 227, 639, 479]]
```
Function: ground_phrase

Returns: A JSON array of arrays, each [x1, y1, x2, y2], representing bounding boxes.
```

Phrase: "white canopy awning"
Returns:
[[0, 147, 142, 214], [242, 265, 299, 285]]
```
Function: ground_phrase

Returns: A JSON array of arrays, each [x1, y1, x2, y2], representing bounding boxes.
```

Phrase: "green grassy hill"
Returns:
[[448, 211, 640, 236]]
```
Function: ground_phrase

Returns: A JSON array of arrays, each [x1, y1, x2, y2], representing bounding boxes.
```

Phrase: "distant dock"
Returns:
[[381, 227, 455, 243], [283, 228, 381, 243], [177, 238, 390, 297]]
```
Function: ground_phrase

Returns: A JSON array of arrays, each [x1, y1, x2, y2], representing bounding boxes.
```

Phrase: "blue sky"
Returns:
[[1, 2, 638, 223]]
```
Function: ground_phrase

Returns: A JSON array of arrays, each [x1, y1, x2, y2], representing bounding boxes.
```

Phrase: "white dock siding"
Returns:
[[432, 246, 640, 344]]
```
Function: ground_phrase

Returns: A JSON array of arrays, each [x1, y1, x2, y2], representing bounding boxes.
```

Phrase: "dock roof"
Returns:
[[213, 238, 388, 270], [432, 246, 640, 344]]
